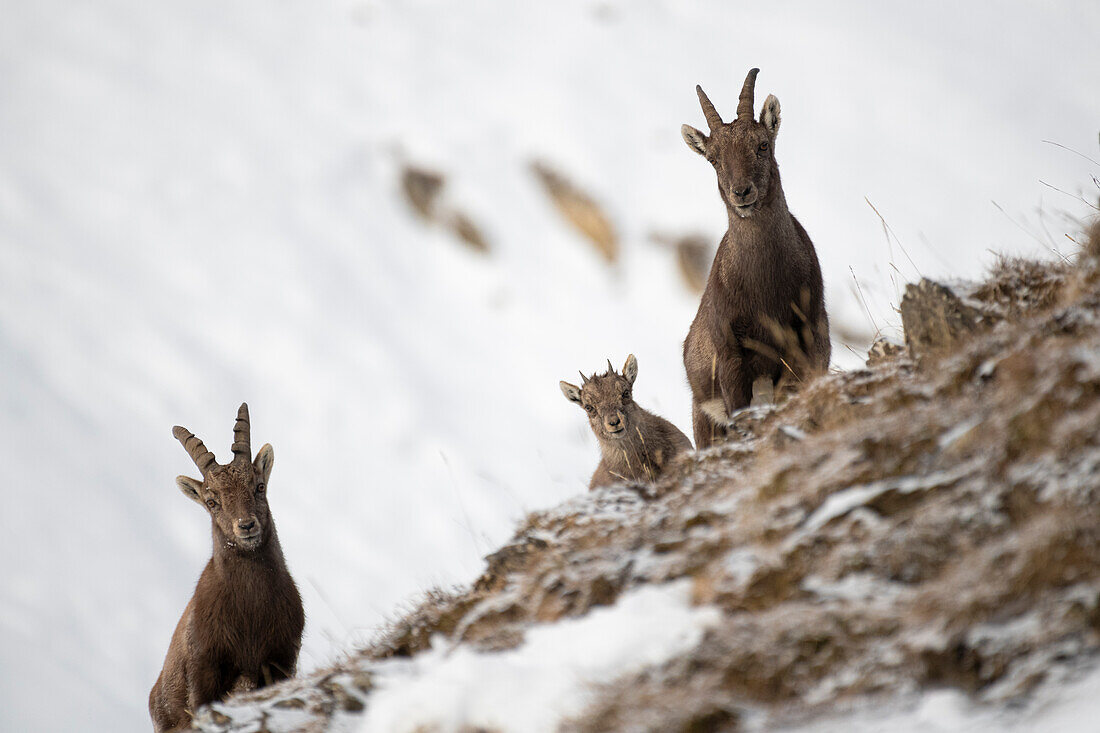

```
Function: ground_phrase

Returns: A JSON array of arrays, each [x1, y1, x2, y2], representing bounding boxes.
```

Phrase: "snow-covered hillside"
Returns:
[[0, 1, 1096, 731]]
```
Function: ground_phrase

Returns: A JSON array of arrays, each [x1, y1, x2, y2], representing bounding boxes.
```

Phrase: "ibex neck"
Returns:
[[726, 201, 796, 235]]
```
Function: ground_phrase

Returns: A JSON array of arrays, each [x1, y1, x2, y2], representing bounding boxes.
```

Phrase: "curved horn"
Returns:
[[231, 402, 251, 460], [579, 370, 590, 384], [737, 68, 760, 120], [173, 426, 218, 477], [695, 85, 723, 130], [606, 358, 616, 375]]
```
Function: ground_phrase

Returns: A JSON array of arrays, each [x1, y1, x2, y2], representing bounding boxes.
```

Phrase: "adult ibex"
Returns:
[[681, 68, 830, 448], [561, 354, 693, 489], [149, 404, 304, 732]]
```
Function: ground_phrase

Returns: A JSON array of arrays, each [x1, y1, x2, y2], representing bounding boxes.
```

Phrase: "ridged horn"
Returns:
[[231, 402, 251, 460], [695, 85, 723, 131], [737, 68, 760, 120], [579, 371, 590, 385], [607, 358, 616, 375], [173, 426, 218, 477]]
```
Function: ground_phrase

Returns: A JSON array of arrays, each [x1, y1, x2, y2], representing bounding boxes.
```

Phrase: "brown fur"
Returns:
[[561, 355, 693, 489], [681, 69, 830, 448], [149, 404, 304, 732]]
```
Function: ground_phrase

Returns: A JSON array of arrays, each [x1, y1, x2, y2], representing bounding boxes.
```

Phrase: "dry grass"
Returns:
[[531, 161, 618, 262]]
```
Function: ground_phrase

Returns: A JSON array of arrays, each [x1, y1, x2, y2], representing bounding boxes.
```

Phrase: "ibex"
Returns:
[[149, 404, 304, 733], [681, 68, 830, 448], [560, 354, 693, 489]]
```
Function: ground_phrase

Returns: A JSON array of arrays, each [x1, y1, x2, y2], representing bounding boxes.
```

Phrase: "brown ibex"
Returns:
[[681, 68, 830, 448], [149, 404, 304, 733], [560, 354, 693, 489]]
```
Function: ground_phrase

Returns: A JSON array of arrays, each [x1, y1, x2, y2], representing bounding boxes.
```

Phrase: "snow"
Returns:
[[779, 660, 1100, 732], [0, 1, 1097, 731], [358, 581, 719, 733], [800, 463, 977, 533], [801, 572, 906, 603]]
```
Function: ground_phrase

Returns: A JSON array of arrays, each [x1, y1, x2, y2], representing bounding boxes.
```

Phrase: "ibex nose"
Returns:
[[237, 518, 257, 532], [733, 184, 755, 202], [607, 415, 620, 427]]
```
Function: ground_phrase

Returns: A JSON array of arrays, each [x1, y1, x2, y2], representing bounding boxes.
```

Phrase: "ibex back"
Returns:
[[681, 68, 830, 448]]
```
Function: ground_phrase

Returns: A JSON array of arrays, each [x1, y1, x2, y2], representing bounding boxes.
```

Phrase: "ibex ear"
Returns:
[[254, 443, 274, 485], [761, 95, 781, 138], [560, 381, 583, 405], [681, 125, 709, 156], [176, 476, 204, 506], [622, 354, 638, 386]]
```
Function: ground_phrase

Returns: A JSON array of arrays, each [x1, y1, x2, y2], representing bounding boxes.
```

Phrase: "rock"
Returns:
[[531, 161, 618, 262], [651, 232, 715, 293], [399, 164, 490, 254], [321, 679, 364, 713], [446, 210, 489, 253], [900, 278, 998, 356], [866, 336, 906, 366], [400, 166, 444, 220]]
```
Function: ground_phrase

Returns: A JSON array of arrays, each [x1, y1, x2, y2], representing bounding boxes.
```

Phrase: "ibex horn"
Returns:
[[696, 85, 723, 131], [579, 371, 590, 385], [173, 426, 218, 477], [695, 84, 721, 130], [737, 68, 760, 120], [606, 358, 616, 375], [231, 402, 251, 460]]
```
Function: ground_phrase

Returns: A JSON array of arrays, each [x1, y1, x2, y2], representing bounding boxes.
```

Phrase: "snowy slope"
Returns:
[[0, 1, 1097, 731]]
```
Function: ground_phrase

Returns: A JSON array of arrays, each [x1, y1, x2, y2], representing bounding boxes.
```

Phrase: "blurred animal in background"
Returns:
[[680, 68, 831, 448], [149, 404, 304, 733], [560, 354, 693, 489]]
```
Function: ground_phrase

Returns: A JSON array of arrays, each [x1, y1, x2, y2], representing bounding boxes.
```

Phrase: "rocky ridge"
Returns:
[[193, 221, 1100, 732]]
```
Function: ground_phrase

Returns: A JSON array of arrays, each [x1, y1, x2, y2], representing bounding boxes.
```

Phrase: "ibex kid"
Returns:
[[561, 354, 693, 489], [149, 404, 304, 733], [681, 68, 830, 448]]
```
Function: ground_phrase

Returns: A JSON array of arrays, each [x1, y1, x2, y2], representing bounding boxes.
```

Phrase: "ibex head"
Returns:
[[173, 403, 275, 552], [681, 68, 782, 219], [560, 355, 640, 441]]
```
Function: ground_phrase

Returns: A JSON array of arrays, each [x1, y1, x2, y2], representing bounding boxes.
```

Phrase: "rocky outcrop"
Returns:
[[900, 258, 1068, 357], [191, 249, 1100, 732]]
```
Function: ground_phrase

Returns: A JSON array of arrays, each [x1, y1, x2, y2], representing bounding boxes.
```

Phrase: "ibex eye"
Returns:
[[622, 391, 631, 400], [758, 141, 769, 152], [256, 483, 265, 494], [205, 499, 217, 509], [584, 404, 595, 414]]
